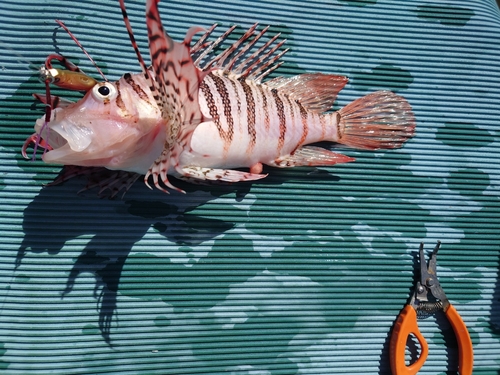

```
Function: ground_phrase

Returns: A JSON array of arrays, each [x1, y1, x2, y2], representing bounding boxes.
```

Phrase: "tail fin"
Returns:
[[337, 91, 416, 150]]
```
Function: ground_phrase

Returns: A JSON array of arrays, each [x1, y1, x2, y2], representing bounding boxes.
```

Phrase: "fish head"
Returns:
[[34, 74, 165, 173]]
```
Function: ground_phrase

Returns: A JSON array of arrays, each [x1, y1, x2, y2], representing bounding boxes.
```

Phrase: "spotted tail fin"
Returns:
[[337, 91, 416, 150]]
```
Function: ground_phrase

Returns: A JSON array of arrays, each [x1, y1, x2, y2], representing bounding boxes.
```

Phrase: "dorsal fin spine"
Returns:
[[235, 31, 281, 75], [191, 23, 218, 55], [225, 25, 269, 72], [244, 43, 288, 81], [249, 47, 289, 82], [253, 59, 286, 83], [198, 25, 238, 69], [209, 23, 259, 70], [118, 0, 150, 77]]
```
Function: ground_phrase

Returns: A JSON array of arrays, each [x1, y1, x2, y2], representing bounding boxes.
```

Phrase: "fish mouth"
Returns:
[[24, 109, 93, 163]]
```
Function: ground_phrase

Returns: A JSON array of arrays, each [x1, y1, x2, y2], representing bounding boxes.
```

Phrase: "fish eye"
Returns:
[[92, 82, 117, 101], [98, 86, 110, 96]]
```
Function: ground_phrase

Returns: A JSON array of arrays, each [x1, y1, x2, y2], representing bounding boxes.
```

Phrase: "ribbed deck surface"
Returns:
[[0, 0, 499, 374]]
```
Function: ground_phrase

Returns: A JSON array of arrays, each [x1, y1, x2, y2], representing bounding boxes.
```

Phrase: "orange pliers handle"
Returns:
[[446, 304, 474, 374], [390, 304, 473, 375], [390, 305, 428, 375]]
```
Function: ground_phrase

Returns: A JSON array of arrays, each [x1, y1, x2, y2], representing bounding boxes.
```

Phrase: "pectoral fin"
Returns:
[[271, 146, 355, 167]]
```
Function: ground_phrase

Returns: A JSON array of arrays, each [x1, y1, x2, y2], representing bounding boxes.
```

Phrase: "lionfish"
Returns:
[[23, 0, 416, 195]]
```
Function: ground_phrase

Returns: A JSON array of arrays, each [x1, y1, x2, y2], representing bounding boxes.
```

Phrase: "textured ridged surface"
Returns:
[[0, 0, 500, 374]]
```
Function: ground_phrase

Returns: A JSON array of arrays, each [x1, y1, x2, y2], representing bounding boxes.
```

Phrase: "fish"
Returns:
[[24, 0, 416, 195]]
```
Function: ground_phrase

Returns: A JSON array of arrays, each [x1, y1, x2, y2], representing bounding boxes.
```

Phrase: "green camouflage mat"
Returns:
[[0, 0, 499, 374]]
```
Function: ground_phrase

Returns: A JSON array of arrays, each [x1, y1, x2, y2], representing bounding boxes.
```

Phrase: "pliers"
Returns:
[[389, 241, 474, 375]]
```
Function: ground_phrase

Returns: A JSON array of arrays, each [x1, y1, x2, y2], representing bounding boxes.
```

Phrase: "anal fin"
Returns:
[[272, 146, 355, 167], [181, 167, 267, 183]]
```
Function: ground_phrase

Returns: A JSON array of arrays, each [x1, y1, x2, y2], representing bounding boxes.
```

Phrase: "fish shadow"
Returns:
[[16, 177, 235, 344], [15, 163, 342, 344]]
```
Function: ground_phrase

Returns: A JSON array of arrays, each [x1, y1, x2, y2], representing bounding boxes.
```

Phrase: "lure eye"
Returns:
[[92, 82, 117, 101]]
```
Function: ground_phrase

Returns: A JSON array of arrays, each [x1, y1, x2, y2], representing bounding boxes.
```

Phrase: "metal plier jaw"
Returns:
[[389, 242, 474, 375], [408, 241, 450, 314]]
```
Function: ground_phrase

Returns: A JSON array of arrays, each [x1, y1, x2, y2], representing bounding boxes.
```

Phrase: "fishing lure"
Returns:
[[23, 20, 103, 160], [24, 0, 416, 194]]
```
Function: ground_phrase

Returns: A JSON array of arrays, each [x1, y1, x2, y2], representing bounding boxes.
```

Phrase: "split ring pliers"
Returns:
[[389, 241, 474, 375]]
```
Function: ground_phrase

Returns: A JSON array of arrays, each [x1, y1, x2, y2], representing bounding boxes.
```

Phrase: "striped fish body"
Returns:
[[38, 70, 344, 173], [37, 67, 413, 181], [181, 69, 416, 179], [186, 71, 347, 172]]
